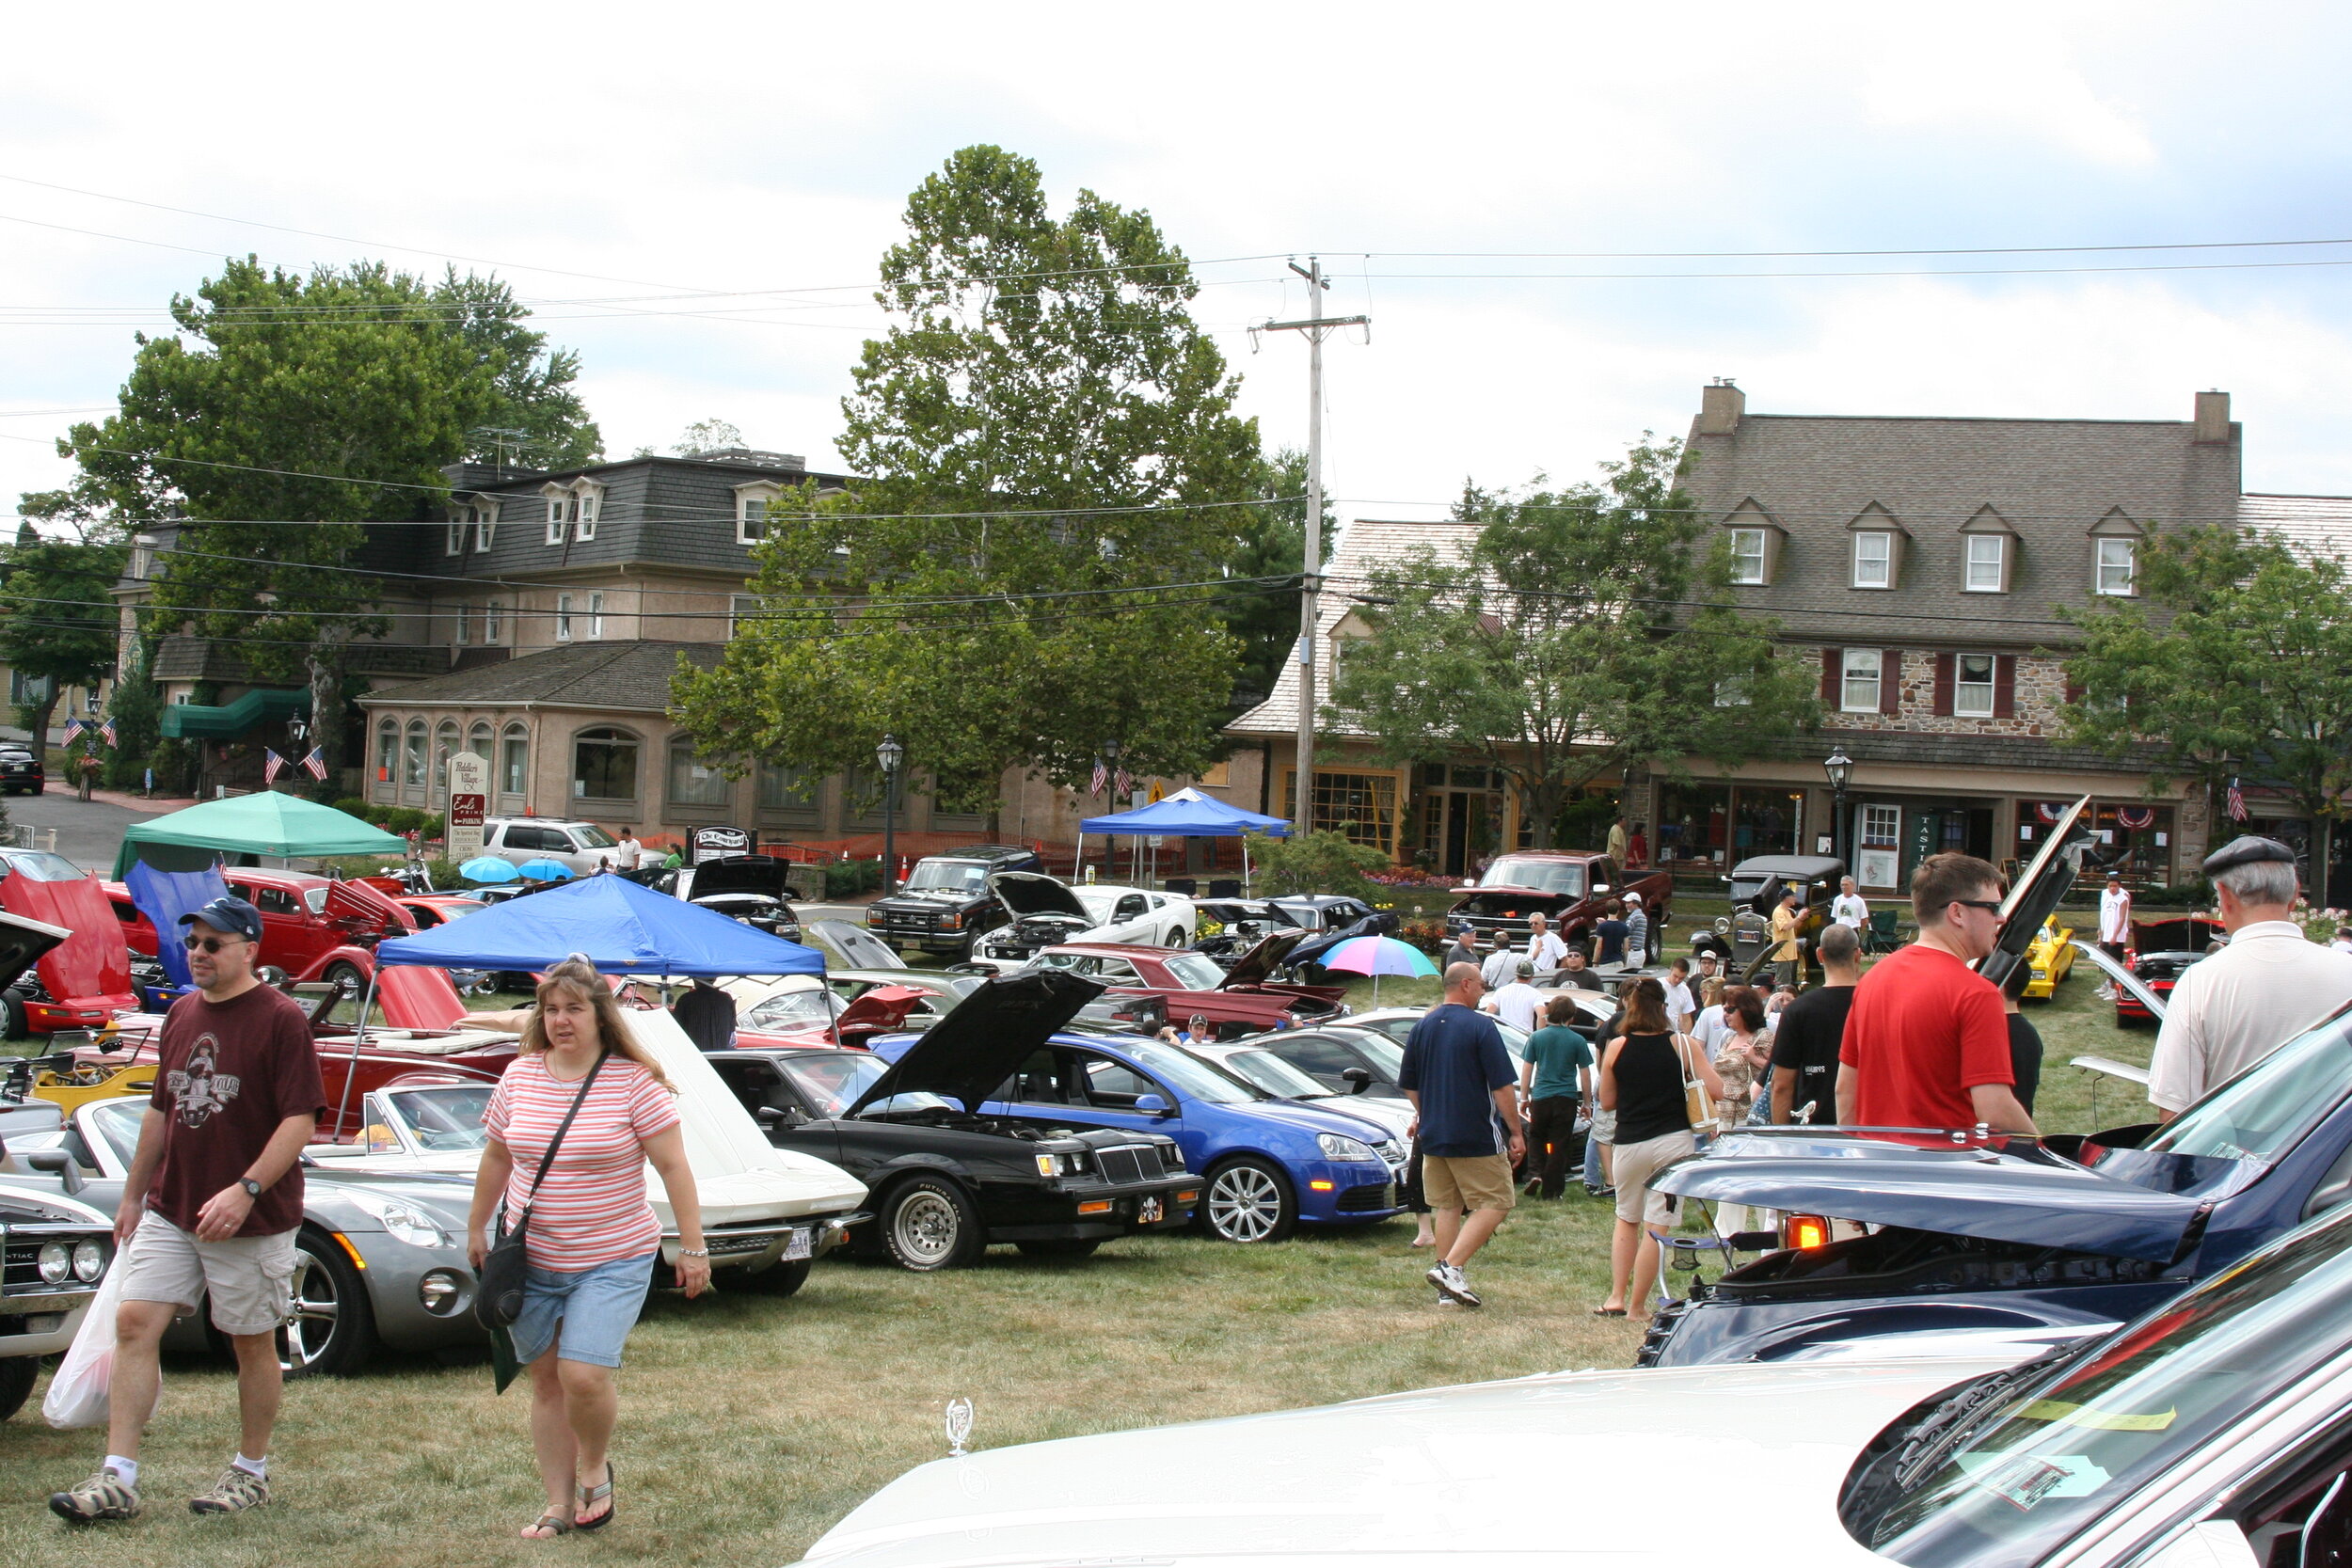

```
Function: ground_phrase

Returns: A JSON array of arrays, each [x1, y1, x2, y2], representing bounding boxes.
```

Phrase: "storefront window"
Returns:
[[500, 725, 529, 798], [2092, 800, 2176, 884], [666, 737, 732, 808], [758, 763, 818, 813], [571, 727, 639, 801], [434, 721, 458, 797], [1283, 769, 1399, 857], [403, 720, 426, 790], [1732, 788, 1803, 857], [374, 720, 397, 788], [1655, 782, 1731, 865]]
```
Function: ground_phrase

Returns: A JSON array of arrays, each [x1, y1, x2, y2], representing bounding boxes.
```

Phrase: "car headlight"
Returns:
[[72, 1240, 104, 1282], [939, 913, 961, 930], [1317, 1133, 1381, 1164], [1033, 1150, 1088, 1177], [866, 909, 883, 926], [346, 1192, 453, 1249], [37, 1242, 70, 1283]]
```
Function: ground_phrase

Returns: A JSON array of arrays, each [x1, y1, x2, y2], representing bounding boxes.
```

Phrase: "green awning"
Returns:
[[114, 793, 406, 878], [158, 689, 310, 740]]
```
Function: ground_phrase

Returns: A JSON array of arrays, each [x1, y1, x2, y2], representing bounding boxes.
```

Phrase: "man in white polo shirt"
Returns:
[[2096, 871, 2132, 1001], [2148, 836, 2352, 1120]]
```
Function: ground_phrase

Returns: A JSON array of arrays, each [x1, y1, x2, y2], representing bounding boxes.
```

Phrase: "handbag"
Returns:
[[474, 1051, 608, 1331], [1674, 1033, 1713, 1133]]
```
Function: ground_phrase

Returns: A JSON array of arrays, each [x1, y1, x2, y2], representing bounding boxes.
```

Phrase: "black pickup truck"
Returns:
[[865, 845, 1044, 960]]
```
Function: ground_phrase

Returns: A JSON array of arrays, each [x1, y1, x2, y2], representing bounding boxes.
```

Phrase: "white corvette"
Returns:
[[967, 872, 1197, 970]]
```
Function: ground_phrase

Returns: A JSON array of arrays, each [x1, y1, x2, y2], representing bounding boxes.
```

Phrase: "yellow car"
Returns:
[[2022, 917, 2076, 1000]]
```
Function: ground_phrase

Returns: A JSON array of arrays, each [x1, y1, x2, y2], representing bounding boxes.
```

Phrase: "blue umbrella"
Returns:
[[515, 858, 574, 881], [459, 855, 521, 883]]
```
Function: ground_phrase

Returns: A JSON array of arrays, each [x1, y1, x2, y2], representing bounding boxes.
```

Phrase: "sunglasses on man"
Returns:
[[182, 932, 249, 953], [1947, 898, 2005, 915]]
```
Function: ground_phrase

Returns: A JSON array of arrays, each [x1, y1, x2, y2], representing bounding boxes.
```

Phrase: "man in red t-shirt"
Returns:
[[1837, 853, 2038, 1134]]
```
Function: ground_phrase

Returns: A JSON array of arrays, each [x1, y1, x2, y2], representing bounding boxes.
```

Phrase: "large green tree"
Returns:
[[674, 146, 1263, 817], [2062, 525, 2352, 878], [1220, 448, 1326, 716], [1326, 436, 1820, 848], [0, 532, 129, 750], [26, 259, 600, 767]]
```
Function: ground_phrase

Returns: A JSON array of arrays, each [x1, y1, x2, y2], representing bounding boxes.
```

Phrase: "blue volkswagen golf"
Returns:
[[873, 1023, 1406, 1243]]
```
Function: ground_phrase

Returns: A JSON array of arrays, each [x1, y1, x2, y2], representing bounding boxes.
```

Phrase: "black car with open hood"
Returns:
[[704, 970, 1199, 1271], [664, 855, 801, 943]]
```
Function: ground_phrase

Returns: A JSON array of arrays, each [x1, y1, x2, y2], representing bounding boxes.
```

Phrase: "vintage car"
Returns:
[[723, 974, 933, 1051], [864, 845, 1044, 960], [0, 1175, 112, 1420], [1443, 851, 1674, 952], [707, 973, 1200, 1269], [1190, 895, 1374, 960], [2022, 914, 2078, 1000], [802, 1197, 2352, 1568], [1691, 853, 1846, 982], [2120, 915, 2227, 1025], [660, 853, 802, 944], [1026, 935, 1349, 1035], [0, 849, 138, 1037], [883, 1027, 1407, 1243], [1640, 990, 2352, 1370], [969, 874, 1198, 968], [217, 867, 419, 991]]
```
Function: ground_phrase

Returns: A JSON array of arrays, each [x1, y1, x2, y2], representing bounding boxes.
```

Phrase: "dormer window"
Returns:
[[545, 493, 570, 545], [735, 480, 784, 545], [447, 510, 468, 556], [472, 499, 498, 553], [1720, 499, 1785, 587], [574, 484, 599, 541], [542, 479, 603, 543], [1965, 534, 2008, 593], [2096, 537, 2137, 596], [1729, 528, 1767, 583], [1851, 531, 1894, 589]]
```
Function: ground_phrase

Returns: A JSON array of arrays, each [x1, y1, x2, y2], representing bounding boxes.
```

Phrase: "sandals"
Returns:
[[575, 1463, 615, 1532], [1591, 1306, 1629, 1317], [522, 1513, 573, 1539]]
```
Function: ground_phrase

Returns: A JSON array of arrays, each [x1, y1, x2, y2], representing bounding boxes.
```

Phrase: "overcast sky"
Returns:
[[8, 2, 2352, 527]]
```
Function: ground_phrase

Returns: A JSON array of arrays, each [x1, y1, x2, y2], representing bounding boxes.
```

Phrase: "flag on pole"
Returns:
[[1089, 758, 1107, 797], [61, 717, 85, 745], [2227, 776, 2249, 822], [1115, 768, 1133, 800], [98, 719, 117, 747], [300, 746, 327, 781], [262, 748, 285, 784]]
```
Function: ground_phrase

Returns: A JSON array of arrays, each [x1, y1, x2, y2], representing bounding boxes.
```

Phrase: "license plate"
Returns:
[[783, 1228, 813, 1261], [1138, 1197, 1163, 1224]]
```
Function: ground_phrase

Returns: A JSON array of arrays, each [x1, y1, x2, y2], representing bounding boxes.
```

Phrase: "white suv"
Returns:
[[479, 816, 625, 876]]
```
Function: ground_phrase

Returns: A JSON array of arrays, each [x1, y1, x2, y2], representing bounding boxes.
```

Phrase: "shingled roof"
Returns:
[[2239, 492, 2352, 566], [354, 640, 720, 712]]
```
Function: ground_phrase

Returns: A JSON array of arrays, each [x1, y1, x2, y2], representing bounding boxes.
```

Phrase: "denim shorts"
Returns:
[[510, 1252, 657, 1369]]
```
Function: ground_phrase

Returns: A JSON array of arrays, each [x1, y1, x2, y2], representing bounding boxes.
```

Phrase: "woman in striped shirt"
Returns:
[[466, 957, 709, 1540]]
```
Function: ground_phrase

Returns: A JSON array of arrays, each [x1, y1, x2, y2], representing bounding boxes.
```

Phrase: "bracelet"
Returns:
[[679, 1247, 710, 1258]]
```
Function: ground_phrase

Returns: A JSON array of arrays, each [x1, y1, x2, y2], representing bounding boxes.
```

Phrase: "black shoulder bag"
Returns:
[[475, 1051, 609, 1331]]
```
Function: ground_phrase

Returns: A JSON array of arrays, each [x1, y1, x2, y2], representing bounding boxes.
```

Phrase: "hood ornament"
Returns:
[[945, 1396, 975, 1457]]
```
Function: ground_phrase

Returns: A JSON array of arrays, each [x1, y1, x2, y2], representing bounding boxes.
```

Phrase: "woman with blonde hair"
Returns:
[[466, 957, 708, 1539]]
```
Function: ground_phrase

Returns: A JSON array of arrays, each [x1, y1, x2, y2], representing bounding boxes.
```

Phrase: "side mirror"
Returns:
[[755, 1105, 805, 1128], [1134, 1094, 1172, 1117], [1341, 1067, 1374, 1095], [1593, 884, 1611, 895], [24, 1148, 83, 1196]]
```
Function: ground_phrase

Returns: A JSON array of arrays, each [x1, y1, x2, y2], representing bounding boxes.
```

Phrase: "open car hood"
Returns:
[[685, 855, 790, 902], [1651, 1129, 2217, 1263], [846, 969, 1104, 1117], [989, 870, 1092, 922], [0, 909, 68, 995], [324, 876, 413, 937], [1217, 930, 1304, 988], [836, 985, 927, 1037], [2136, 915, 2225, 952]]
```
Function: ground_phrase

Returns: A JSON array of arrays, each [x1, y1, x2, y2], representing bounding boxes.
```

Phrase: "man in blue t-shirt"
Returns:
[[1400, 962, 1525, 1309]]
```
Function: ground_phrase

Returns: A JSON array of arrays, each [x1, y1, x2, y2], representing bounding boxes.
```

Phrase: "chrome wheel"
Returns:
[[883, 1178, 981, 1271], [1206, 1161, 1291, 1243], [279, 1248, 342, 1372]]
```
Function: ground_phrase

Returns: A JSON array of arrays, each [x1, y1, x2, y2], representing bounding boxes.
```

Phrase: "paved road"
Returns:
[[6, 787, 158, 872]]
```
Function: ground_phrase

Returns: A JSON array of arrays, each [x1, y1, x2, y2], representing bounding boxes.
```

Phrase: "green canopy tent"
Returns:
[[112, 793, 407, 878]]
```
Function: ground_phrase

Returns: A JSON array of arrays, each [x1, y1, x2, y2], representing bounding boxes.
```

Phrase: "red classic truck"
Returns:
[[1443, 852, 1675, 954]]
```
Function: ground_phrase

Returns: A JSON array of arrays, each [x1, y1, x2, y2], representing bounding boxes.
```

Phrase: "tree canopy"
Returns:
[[1325, 436, 1820, 848], [0, 534, 127, 750]]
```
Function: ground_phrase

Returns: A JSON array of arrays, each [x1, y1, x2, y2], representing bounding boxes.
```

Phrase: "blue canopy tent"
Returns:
[[374, 873, 824, 978], [1077, 787, 1291, 891]]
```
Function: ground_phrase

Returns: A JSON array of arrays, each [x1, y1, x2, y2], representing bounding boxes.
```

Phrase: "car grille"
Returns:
[[705, 1224, 795, 1259], [1093, 1145, 1168, 1184], [2, 1227, 103, 1294], [1335, 1181, 1395, 1212]]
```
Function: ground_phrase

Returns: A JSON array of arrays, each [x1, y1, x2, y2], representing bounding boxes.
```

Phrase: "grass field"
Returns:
[[0, 942, 2159, 1568]]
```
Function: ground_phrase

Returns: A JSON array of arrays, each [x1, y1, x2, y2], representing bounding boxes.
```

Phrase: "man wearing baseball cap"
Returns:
[[2148, 836, 2352, 1122], [48, 895, 326, 1524]]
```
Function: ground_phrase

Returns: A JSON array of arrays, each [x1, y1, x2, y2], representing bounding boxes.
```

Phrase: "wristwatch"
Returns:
[[238, 1178, 262, 1198]]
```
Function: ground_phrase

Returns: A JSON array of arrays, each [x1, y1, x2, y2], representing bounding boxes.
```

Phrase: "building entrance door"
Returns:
[[1438, 790, 1491, 879]]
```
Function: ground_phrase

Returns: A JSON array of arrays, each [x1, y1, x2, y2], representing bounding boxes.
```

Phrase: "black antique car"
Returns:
[[1690, 853, 1845, 981], [707, 970, 1200, 1271], [663, 854, 802, 943], [864, 845, 1043, 960]]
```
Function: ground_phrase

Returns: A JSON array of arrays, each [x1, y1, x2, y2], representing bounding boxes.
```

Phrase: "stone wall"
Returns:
[[1821, 648, 2074, 740]]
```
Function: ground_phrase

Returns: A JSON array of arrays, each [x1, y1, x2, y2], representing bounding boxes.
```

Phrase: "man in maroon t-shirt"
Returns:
[[47, 895, 327, 1525], [1836, 853, 2038, 1135]]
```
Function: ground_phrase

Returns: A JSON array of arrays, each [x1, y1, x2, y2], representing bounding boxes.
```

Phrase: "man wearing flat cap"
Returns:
[[2148, 836, 2352, 1120]]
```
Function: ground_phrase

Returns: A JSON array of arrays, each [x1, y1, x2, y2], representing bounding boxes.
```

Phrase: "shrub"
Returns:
[[382, 807, 427, 835], [1242, 831, 1392, 902], [823, 858, 884, 899], [330, 797, 372, 819]]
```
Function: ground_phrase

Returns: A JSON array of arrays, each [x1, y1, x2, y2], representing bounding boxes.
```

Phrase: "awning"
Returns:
[[1078, 787, 1290, 837], [114, 793, 406, 878], [157, 688, 310, 739], [375, 873, 825, 977]]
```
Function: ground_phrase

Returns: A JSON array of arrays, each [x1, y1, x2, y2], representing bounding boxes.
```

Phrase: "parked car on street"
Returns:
[[969, 874, 1197, 968], [0, 1175, 111, 1420], [1025, 934, 1349, 1034], [1444, 851, 1673, 952], [1690, 853, 1845, 981], [477, 816, 624, 877], [0, 849, 137, 1037], [864, 845, 1044, 960], [0, 742, 43, 797], [797, 1196, 2352, 1568]]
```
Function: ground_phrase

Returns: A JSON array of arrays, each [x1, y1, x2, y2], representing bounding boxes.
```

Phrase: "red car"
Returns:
[[215, 868, 417, 990], [727, 975, 931, 1052], [2118, 915, 2227, 1025], [1027, 934, 1348, 1036], [0, 848, 138, 1036]]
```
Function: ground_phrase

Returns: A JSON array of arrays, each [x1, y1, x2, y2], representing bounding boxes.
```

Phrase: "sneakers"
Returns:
[[189, 1465, 270, 1515], [48, 1467, 140, 1524], [1426, 1261, 1483, 1308]]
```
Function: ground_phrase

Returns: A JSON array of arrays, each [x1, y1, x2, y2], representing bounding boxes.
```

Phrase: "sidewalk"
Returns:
[[87, 787, 198, 816]]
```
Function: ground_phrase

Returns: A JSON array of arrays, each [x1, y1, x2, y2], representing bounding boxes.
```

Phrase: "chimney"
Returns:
[[1697, 379, 1745, 436], [2194, 389, 2231, 445]]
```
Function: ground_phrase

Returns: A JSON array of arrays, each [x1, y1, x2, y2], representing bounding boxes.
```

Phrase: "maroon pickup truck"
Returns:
[[1443, 852, 1674, 953]]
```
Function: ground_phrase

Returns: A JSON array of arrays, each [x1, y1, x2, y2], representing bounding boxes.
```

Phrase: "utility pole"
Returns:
[[1261, 258, 1368, 833]]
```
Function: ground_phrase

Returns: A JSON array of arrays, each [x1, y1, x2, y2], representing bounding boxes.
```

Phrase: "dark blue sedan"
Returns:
[[874, 1030, 1406, 1242]]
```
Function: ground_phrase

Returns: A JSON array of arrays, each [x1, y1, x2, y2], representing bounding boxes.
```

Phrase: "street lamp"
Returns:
[[1101, 737, 1123, 883], [1823, 747, 1854, 870], [876, 734, 904, 895]]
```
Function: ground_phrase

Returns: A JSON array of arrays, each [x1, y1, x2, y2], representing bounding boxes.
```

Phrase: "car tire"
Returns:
[[1198, 1156, 1297, 1243], [0, 1354, 35, 1422], [0, 990, 25, 1040], [1167, 928, 1184, 948], [1013, 1239, 1102, 1259], [739, 1258, 813, 1296], [879, 1176, 985, 1271], [273, 1227, 377, 1378], [322, 960, 367, 994]]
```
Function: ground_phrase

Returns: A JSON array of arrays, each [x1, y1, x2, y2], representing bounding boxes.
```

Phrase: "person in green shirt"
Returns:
[[1518, 994, 1596, 1199]]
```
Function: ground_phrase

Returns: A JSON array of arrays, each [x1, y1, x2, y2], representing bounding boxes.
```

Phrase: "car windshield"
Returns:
[[779, 1053, 951, 1117], [2143, 1007, 2352, 1165], [904, 862, 986, 893], [1123, 1040, 1254, 1103], [1223, 1048, 1329, 1099], [744, 986, 843, 1031], [1853, 1212, 2352, 1567], [386, 1085, 493, 1150], [1161, 953, 1227, 990], [570, 826, 618, 849], [1480, 858, 1584, 895], [0, 851, 87, 883]]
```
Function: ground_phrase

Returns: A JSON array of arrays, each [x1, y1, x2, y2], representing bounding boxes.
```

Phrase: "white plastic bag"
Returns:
[[42, 1260, 127, 1430]]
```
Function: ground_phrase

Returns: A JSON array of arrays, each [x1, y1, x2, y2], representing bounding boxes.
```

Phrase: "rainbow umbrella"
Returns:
[[1318, 934, 1439, 1005]]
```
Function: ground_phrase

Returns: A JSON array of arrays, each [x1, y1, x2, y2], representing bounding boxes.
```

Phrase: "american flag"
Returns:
[[1115, 768, 1133, 800], [2227, 776, 2249, 822], [300, 746, 327, 781], [1089, 758, 1107, 797], [262, 748, 285, 784], [98, 719, 117, 747], [60, 717, 85, 744]]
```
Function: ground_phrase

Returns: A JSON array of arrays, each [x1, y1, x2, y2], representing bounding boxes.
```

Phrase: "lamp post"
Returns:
[[1823, 747, 1854, 871], [1101, 737, 1123, 885], [876, 734, 904, 895]]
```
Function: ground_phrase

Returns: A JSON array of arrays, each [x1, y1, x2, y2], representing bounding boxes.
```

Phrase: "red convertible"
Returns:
[[1027, 934, 1348, 1037], [0, 848, 138, 1035]]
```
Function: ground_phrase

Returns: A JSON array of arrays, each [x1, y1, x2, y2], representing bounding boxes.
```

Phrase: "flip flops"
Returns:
[[575, 1463, 615, 1532], [1591, 1306, 1629, 1317]]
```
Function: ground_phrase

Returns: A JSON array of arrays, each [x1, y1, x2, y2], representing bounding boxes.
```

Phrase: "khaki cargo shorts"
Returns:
[[1422, 1153, 1518, 1213], [118, 1211, 297, 1337]]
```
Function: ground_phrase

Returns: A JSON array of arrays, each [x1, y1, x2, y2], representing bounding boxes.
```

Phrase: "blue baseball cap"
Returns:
[[179, 895, 262, 942]]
